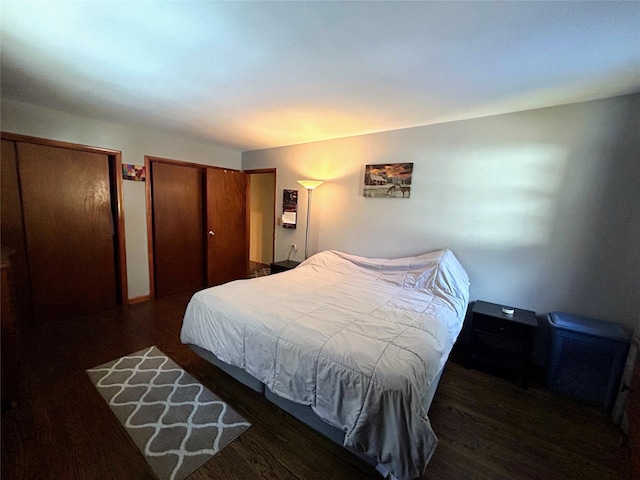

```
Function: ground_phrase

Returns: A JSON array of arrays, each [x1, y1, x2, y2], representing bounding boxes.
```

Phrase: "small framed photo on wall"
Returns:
[[122, 164, 146, 181]]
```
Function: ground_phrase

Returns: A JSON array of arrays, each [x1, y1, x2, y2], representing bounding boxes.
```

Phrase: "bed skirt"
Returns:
[[188, 343, 445, 477]]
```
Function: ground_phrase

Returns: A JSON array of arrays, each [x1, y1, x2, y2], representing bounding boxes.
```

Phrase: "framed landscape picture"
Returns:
[[363, 163, 413, 198]]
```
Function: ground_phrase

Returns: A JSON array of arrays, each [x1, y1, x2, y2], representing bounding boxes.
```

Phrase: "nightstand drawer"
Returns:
[[473, 315, 532, 341], [475, 331, 528, 356], [468, 300, 538, 388]]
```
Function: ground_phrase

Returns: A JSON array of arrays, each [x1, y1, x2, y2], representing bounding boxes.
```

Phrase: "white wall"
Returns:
[[243, 94, 640, 330], [1, 99, 242, 299]]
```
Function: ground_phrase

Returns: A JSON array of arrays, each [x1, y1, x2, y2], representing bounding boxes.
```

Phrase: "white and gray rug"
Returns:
[[87, 346, 250, 480]]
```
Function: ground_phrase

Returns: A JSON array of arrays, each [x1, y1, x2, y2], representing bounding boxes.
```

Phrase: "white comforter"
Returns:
[[180, 249, 469, 480]]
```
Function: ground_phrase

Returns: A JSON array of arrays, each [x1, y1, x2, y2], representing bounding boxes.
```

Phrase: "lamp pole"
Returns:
[[304, 187, 312, 259], [297, 180, 324, 259]]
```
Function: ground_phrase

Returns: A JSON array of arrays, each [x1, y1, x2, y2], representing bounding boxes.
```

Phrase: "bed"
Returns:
[[180, 248, 470, 480]]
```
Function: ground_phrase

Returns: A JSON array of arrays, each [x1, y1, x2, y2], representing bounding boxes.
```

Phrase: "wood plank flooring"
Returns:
[[1, 292, 626, 479]]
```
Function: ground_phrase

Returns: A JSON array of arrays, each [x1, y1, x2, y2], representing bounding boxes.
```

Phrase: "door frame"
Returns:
[[245, 168, 277, 267], [0, 132, 128, 306]]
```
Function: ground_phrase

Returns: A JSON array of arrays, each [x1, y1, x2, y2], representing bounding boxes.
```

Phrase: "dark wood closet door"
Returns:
[[206, 168, 248, 286], [152, 162, 205, 297], [17, 142, 117, 321], [1, 140, 32, 321]]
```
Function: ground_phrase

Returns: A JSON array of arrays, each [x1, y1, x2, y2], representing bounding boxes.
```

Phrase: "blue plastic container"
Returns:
[[547, 312, 630, 410]]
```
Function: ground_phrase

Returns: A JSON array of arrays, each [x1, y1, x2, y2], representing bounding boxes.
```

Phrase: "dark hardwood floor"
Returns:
[[1, 293, 626, 479]]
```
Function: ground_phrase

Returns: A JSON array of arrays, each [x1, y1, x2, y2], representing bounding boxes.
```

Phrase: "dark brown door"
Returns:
[[151, 162, 205, 297], [206, 168, 248, 286], [17, 142, 117, 321], [1, 140, 32, 321]]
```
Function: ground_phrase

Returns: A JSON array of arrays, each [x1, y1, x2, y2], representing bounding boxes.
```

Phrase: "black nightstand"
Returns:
[[468, 300, 537, 388], [270, 260, 300, 274]]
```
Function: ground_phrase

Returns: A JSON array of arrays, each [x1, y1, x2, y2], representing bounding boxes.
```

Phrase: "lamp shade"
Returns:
[[297, 180, 324, 190]]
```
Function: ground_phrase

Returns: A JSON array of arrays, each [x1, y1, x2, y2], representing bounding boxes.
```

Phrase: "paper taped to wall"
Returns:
[[282, 211, 297, 226]]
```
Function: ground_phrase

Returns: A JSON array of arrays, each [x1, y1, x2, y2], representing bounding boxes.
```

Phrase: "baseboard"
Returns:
[[127, 295, 151, 305]]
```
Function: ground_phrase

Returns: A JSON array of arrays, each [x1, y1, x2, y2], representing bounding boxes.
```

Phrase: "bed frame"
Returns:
[[188, 343, 445, 473]]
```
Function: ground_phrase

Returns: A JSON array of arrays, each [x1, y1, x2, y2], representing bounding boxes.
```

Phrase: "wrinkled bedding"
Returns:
[[180, 249, 469, 480]]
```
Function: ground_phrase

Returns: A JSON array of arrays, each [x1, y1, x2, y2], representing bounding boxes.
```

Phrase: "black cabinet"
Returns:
[[468, 300, 537, 388], [270, 260, 300, 274]]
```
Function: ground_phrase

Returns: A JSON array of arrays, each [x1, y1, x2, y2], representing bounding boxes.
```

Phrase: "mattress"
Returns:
[[181, 248, 470, 480]]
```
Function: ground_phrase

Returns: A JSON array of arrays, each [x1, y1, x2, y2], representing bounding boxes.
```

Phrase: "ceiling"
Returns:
[[2, 1, 639, 152]]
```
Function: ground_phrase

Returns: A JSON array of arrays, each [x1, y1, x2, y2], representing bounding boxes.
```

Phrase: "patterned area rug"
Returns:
[[250, 266, 271, 277], [87, 346, 250, 480]]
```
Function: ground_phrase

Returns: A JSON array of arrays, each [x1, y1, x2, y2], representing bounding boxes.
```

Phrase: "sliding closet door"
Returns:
[[151, 162, 205, 297], [17, 142, 117, 321], [1, 140, 31, 321], [206, 168, 248, 286]]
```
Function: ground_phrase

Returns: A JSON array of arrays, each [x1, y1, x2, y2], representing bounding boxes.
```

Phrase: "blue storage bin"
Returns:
[[547, 312, 630, 410]]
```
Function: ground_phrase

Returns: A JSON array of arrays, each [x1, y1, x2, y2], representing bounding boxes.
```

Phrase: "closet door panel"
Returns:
[[152, 162, 205, 297], [17, 142, 117, 321], [1, 140, 32, 321], [206, 168, 248, 286], [1, 140, 23, 249]]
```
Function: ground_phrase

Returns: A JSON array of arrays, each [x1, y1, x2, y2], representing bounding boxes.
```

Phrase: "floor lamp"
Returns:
[[297, 180, 324, 259]]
